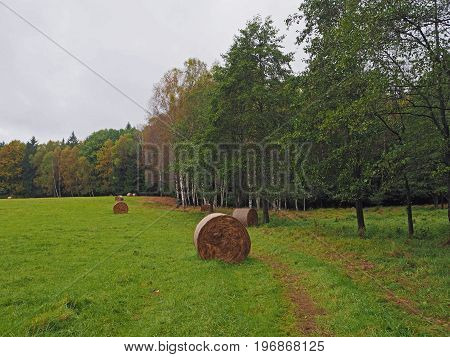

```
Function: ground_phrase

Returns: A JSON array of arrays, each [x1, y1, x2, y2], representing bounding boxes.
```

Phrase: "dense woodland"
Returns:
[[0, 0, 448, 236]]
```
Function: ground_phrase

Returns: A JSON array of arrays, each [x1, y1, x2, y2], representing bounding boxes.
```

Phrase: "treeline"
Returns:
[[0, 124, 142, 198], [144, 1, 448, 236], [0, 0, 448, 237]]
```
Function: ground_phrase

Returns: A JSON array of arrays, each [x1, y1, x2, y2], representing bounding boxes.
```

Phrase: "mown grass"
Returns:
[[0, 197, 448, 336]]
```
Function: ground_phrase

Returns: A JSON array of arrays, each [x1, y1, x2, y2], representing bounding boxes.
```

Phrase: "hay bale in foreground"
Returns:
[[115, 195, 124, 202], [193, 213, 251, 263], [232, 208, 258, 227], [113, 201, 128, 214]]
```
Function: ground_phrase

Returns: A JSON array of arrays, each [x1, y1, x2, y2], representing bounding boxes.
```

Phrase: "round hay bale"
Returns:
[[7, 196, 12, 199], [115, 195, 124, 202], [127, 193, 132, 197], [113, 201, 128, 214], [132, 193, 137, 197], [232, 208, 258, 227], [200, 204, 212, 212], [193, 213, 251, 263]]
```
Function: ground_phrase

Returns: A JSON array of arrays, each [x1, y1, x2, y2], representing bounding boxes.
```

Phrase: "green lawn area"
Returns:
[[0, 197, 448, 336]]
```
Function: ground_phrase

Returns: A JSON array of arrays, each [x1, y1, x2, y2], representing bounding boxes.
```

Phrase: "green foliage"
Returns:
[[22, 137, 38, 197], [66, 132, 79, 147], [212, 16, 294, 143], [0, 140, 26, 196], [95, 139, 115, 194], [285, 0, 449, 231], [80, 127, 135, 164], [0, 4, 447, 229], [111, 134, 139, 194]]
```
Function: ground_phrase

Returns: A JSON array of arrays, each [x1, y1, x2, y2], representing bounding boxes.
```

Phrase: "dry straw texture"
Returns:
[[200, 204, 211, 212], [113, 201, 129, 214], [232, 208, 258, 227], [193, 213, 251, 263]]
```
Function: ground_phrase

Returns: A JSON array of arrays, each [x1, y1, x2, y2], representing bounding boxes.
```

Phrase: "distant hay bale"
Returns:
[[113, 201, 128, 214], [200, 204, 212, 212], [232, 208, 258, 227], [7, 196, 12, 199], [127, 193, 132, 197], [132, 193, 137, 197], [193, 213, 251, 263], [115, 195, 124, 202]]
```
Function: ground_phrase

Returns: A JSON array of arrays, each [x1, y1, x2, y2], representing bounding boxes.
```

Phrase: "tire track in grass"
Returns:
[[255, 253, 327, 336], [270, 212, 449, 333], [280, 227, 449, 332], [308, 232, 450, 331]]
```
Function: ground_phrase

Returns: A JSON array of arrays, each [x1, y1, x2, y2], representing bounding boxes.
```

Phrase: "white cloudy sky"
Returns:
[[0, 0, 305, 143]]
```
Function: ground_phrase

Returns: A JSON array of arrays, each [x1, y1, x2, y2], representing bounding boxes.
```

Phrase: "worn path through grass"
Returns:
[[0, 197, 448, 336]]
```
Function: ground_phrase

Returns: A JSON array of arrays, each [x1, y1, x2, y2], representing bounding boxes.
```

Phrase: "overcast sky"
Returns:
[[0, 0, 305, 143]]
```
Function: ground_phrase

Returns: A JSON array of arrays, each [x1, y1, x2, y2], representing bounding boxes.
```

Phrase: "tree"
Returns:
[[77, 156, 93, 196], [22, 136, 38, 197], [95, 139, 114, 194], [212, 16, 295, 223], [32, 141, 58, 196], [66, 131, 79, 147], [0, 140, 26, 196], [364, 0, 450, 221], [112, 134, 138, 194], [60, 147, 80, 196], [34, 143, 62, 197], [80, 129, 125, 164], [145, 58, 212, 201], [287, 0, 449, 235], [288, 0, 385, 236]]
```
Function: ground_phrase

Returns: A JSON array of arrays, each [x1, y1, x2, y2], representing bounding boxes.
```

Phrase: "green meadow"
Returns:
[[0, 197, 448, 336]]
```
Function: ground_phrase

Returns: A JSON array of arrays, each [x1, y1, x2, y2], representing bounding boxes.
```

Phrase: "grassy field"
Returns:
[[0, 197, 448, 336]]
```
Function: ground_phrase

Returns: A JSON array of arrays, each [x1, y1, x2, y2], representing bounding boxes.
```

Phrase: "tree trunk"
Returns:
[[433, 195, 439, 209], [404, 175, 414, 238], [185, 174, 190, 205], [355, 199, 366, 238], [447, 170, 450, 221], [179, 174, 186, 208], [175, 174, 180, 203], [434, 0, 449, 222], [236, 188, 242, 208], [262, 198, 270, 224]]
